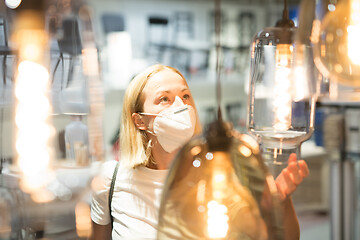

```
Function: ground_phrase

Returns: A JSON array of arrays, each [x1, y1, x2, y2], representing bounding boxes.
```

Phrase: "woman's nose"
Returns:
[[172, 96, 185, 107]]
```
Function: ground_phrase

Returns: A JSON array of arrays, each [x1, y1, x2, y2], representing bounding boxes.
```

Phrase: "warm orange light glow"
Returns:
[[82, 48, 99, 76], [205, 152, 231, 239], [273, 44, 293, 131], [207, 200, 229, 239], [239, 145, 252, 157], [15, 61, 52, 194], [29, 187, 55, 203], [13, 11, 52, 197], [190, 146, 202, 156], [348, 0, 360, 65], [75, 202, 92, 238]]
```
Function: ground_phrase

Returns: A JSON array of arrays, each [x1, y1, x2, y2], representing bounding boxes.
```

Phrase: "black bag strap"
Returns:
[[108, 161, 120, 227]]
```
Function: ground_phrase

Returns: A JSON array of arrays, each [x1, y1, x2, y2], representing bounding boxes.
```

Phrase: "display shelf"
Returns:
[[318, 90, 360, 107]]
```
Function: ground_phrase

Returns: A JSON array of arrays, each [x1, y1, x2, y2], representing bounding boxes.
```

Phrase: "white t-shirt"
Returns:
[[91, 160, 168, 239]]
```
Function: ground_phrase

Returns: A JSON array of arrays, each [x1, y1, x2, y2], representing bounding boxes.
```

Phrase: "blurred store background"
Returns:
[[1, 0, 360, 239]]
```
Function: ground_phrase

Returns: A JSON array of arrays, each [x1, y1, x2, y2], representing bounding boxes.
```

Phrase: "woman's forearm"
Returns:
[[89, 221, 112, 240], [282, 197, 300, 240]]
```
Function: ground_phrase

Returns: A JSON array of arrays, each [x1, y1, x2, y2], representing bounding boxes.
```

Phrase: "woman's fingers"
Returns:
[[275, 157, 310, 200], [281, 168, 297, 195], [276, 168, 297, 200], [287, 162, 303, 185], [287, 153, 297, 163], [298, 160, 310, 178]]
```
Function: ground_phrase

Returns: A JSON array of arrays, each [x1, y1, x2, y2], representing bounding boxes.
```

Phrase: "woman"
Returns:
[[90, 64, 309, 239]]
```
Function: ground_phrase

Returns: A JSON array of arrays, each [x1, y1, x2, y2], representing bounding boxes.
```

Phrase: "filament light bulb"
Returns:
[[274, 44, 293, 132], [207, 200, 229, 239], [248, 26, 315, 167]]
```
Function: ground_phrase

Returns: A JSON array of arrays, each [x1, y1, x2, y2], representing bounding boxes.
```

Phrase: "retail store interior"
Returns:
[[0, 0, 360, 239]]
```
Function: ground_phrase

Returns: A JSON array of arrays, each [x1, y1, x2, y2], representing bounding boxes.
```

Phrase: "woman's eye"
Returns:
[[183, 94, 190, 100], [160, 97, 170, 103]]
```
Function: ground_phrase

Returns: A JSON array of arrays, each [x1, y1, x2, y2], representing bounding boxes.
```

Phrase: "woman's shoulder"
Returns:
[[101, 159, 138, 180], [93, 160, 131, 190], [99, 160, 119, 178]]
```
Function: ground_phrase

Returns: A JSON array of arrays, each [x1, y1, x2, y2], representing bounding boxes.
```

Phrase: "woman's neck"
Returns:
[[148, 143, 176, 170]]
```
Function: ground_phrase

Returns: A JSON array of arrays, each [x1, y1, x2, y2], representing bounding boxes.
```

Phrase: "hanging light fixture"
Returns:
[[6, 0, 104, 238], [157, 0, 284, 239], [312, 0, 360, 87], [247, 0, 316, 170]]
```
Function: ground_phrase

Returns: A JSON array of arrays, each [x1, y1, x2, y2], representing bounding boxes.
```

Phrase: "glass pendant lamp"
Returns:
[[157, 116, 284, 239], [158, 0, 285, 239], [247, 0, 316, 171], [4, 0, 104, 238], [312, 0, 360, 87]]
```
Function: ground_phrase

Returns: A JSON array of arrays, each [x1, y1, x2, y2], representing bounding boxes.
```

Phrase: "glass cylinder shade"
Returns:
[[247, 27, 316, 167], [157, 120, 284, 240], [313, 0, 360, 87]]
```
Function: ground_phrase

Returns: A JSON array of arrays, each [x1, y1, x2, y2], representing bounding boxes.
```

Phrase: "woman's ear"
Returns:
[[132, 113, 147, 130]]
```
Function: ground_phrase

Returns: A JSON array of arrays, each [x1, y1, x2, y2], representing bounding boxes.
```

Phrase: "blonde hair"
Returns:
[[120, 64, 202, 168]]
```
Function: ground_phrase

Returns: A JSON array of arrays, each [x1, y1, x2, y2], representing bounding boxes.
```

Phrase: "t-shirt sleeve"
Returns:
[[90, 160, 118, 225]]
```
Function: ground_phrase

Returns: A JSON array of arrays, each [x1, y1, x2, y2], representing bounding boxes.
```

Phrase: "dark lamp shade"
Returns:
[[157, 121, 285, 240]]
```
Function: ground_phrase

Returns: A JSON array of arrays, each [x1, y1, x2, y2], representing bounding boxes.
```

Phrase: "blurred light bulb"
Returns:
[[5, 0, 22, 9], [11, 9, 54, 201], [15, 60, 52, 195], [207, 200, 229, 238], [347, 0, 360, 65], [5, 2, 105, 238], [313, 0, 360, 86]]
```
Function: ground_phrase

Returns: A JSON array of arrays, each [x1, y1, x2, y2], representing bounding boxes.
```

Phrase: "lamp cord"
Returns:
[[214, 0, 223, 120], [282, 0, 289, 20]]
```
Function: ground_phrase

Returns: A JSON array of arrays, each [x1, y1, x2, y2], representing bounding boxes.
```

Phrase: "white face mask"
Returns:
[[140, 96, 196, 153]]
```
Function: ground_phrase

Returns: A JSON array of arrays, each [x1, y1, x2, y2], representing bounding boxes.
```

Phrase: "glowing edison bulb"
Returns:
[[207, 200, 229, 238], [347, 0, 360, 65], [15, 61, 53, 194], [13, 11, 53, 198], [273, 44, 293, 131], [206, 152, 230, 239]]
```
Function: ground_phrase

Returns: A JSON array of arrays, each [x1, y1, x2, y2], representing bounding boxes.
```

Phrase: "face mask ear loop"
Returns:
[[145, 138, 153, 161], [146, 129, 156, 136], [140, 130, 155, 167], [138, 112, 156, 136]]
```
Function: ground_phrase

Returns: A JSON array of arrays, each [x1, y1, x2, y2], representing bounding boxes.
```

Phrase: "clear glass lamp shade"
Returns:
[[313, 0, 360, 87], [157, 120, 285, 240], [247, 27, 316, 167]]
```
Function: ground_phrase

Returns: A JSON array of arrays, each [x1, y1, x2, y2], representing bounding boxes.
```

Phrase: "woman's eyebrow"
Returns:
[[155, 90, 170, 95], [154, 88, 189, 95]]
